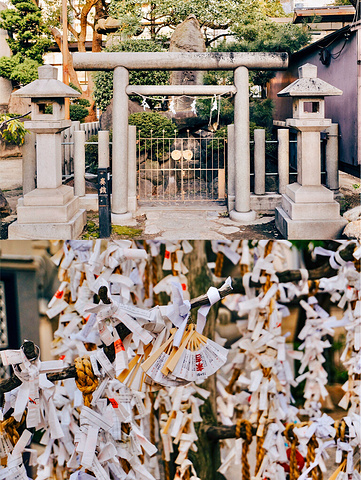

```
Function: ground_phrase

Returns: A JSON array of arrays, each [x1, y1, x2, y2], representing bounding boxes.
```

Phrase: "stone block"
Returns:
[[17, 197, 79, 224], [275, 207, 347, 239], [23, 185, 74, 206], [250, 193, 282, 214], [8, 209, 87, 239], [281, 195, 340, 220], [286, 183, 334, 204]]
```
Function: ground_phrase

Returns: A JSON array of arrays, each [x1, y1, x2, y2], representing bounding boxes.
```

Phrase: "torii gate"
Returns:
[[73, 51, 288, 224]]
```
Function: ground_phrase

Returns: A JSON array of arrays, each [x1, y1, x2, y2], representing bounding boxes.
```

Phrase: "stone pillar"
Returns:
[[229, 67, 256, 222], [112, 66, 132, 223], [277, 129, 289, 194], [128, 125, 137, 213], [254, 129, 265, 195], [297, 130, 321, 186], [74, 130, 86, 197], [36, 134, 62, 189], [227, 124, 235, 212], [98, 130, 109, 168], [325, 123, 339, 191], [22, 132, 36, 195]]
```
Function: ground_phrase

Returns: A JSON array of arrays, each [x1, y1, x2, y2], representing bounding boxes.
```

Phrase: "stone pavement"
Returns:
[[137, 205, 280, 240]]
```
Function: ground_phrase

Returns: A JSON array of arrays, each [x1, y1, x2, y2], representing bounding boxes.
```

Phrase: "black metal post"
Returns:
[[97, 167, 111, 238]]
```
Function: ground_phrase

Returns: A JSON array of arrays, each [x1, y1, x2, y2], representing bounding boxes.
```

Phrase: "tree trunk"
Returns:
[[50, 26, 81, 90]]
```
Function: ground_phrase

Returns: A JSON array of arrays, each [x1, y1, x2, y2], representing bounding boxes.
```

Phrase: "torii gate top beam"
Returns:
[[72, 51, 288, 71]]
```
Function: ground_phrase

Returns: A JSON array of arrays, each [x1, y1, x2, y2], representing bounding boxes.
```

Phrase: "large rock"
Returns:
[[169, 15, 206, 111], [0, 189, 10, 217], [140, 160, 164, 185], [344, 205, 361, 222], [343, 220, 361, 240], [99, 98, 144, 130]]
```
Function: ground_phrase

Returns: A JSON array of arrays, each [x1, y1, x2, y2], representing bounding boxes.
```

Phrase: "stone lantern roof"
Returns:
[[277, 63, 342, 97], [13, 65, 81, 98]]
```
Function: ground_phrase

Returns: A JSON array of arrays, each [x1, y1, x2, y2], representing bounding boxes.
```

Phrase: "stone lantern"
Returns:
[[275, 63, 347, 239], [8, 65, 87, 239]]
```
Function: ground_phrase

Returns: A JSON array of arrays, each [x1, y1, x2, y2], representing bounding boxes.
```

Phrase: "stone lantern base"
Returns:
[[275, 183, 347, 239], [8, 185, 87, 239]]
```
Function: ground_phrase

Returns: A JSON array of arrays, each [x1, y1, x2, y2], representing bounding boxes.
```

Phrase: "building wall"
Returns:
[[269, 29, 359, 174]]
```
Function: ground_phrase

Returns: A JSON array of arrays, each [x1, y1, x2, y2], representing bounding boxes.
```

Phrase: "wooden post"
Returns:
[[62, 0, 70, 120]]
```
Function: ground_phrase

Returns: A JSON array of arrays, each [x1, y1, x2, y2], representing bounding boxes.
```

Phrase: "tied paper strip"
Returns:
[[197, 277, 232, 335], [167, 282, 191, 348], [314, 246, 348, 270]]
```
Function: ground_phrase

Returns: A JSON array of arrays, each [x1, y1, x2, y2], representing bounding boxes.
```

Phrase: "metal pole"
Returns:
[[229, 67, 256, 222], [254, 129, 265, 195], [111, 66, 132, 223], [128, 125, 137, 213], [325, 123, 339, 191], [62, 0, 70, 120], [74, 130, 85, 197], [278, 129, 289, 194], [227, 124, 235, 212]]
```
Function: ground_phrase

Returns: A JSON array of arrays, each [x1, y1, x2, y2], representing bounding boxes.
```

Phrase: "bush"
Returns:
[[69, 104, 89, 122], [0, 54, 40, 85], [93, 39, 170, 112], [85, 113, 177, 173], [128, 112, 175, 138]]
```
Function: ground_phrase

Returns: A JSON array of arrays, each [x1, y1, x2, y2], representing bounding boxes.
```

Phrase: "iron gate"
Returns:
[[137, 132, 227, 202]]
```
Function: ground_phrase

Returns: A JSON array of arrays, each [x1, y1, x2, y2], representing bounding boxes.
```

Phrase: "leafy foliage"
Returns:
[[109, 0, 285, 43], [93, 39, 170, 112], [0, 0, 51, 86], [0, 114, 29, 145], [129, 112, 176, 138], [0, 54, 40, 85]]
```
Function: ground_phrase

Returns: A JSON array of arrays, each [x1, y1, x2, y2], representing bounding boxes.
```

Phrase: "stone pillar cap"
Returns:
[[12, 66, 81, 99], [277, 62, 343, 97], [298, 63, 317, 78], [38, 65, 58, 80]]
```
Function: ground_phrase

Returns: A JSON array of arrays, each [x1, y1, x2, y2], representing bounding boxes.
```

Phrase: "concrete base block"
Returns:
[[229, 209, 257, 222], [111, 211, 134, 226], [23, 185, 74, 206], [8, 209, 87, 240], [17, 197, 79, 224], [250, 193, 282, 214], [275, 207, 347, 239], [79, 194, 98, 211], [282, 195, 340, 220]]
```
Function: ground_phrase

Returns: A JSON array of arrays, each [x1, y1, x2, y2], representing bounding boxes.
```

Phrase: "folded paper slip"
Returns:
[[141, 324, 228, 385]]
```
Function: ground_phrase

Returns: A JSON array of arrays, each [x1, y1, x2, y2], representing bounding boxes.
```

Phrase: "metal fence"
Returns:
[[137, 132, 227, 202]]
